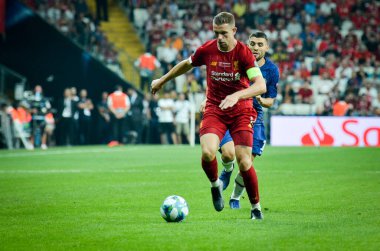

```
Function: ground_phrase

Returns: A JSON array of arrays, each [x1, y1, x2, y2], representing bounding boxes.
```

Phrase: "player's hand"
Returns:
[[151, 79, 163, 95], [219, 94, 239, 110], [256, 95, 263, 106], [199, 99, 206, 113]]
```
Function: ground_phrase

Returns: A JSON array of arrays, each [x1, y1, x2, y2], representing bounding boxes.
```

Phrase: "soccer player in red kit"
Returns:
[[151, 12, 266, 219]]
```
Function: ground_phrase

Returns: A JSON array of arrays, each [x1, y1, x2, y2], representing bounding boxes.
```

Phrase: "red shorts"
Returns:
[[200, 104, 256, 147]]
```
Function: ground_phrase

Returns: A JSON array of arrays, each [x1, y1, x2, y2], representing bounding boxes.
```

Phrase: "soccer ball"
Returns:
[[160, 195, 189, 222]]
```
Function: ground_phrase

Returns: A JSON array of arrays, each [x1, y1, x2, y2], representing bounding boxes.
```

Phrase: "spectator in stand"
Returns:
[[299, 62, 311, 80], [359, 80, 378, 107], [165, 32, 184, 52], [183, 73, 201, 95], [288, 70, 305, 97], [302, 35, 317, 58], [310, 55, 324, 76], [319, 60, 336, 79], [361, 26, 378, 54], [357, 92, 373, 116], [232, 0, 247, 18], [316, 71, 336, 96], [157, 41, 178, 74], [174, 54, 187, 93], [320, 0, 337, 17], [77, 89, 93, 145], [286, 17, 303, 37], [199, 25, 214, 44], [185, 32, 202, 55], [335, 57, 354, 95], [297, 81, 314, 104]]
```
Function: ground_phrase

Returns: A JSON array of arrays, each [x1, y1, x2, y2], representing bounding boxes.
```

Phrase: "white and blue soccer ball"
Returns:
[[160, 195, 189, 222]]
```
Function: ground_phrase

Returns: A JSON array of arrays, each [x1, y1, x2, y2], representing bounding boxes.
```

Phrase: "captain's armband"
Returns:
[[247, 67, 262, 80]]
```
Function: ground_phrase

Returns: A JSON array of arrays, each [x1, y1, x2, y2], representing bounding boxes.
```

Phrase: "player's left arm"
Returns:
[[256, 96, 275, 108], [256, 65, 279, 108]]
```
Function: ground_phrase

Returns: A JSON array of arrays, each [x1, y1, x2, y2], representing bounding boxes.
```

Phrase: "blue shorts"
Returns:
[[220, 122, 266, 156]]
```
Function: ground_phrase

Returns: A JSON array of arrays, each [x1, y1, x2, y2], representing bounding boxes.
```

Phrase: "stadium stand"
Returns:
[[121, 0, 379, 116]]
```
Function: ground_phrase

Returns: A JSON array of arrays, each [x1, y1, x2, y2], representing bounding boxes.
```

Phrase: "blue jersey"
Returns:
[[253, 57, 279, 123], [220, 57, 279, 156]]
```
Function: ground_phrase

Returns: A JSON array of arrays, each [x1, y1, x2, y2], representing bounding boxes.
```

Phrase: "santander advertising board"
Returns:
[[270, 116, 380, 147]]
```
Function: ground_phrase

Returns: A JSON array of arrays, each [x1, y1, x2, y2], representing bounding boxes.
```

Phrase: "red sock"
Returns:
[[240, 166, 260, 204], [201, 157, 218, 182]]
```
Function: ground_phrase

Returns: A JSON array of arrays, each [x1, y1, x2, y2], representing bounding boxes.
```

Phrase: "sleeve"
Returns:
[[189, 44, 206, 67], [265, 65, 280, 99], [241, 45, 256, 72]]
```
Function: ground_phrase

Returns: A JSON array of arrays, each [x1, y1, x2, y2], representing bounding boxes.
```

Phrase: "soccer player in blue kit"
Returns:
[[218, 31, 279, 219]]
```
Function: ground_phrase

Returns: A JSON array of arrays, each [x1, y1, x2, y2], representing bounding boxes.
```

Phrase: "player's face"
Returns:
[[248, 37, 269, 62], [213, 23, 237, 51]]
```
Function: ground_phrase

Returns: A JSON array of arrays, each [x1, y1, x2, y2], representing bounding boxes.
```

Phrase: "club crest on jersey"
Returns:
[[234, 61, 239, 70], [210, 61, 217, 66], [234, 72, 240, 81]]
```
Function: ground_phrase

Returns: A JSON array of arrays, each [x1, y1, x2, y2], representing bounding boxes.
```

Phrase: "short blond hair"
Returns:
[[213, 12, 235, 26]]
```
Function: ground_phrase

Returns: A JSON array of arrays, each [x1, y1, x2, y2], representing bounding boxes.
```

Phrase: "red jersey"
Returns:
[[190, 39, 256, 114]]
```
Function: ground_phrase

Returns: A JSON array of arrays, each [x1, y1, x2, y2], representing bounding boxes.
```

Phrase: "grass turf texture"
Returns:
[[0, 146, 379, 251]]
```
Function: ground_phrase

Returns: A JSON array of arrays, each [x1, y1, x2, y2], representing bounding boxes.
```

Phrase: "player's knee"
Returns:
[[201, 148, 216, 162], [236, 157, 252, 171], [222, 149, 235, 163]]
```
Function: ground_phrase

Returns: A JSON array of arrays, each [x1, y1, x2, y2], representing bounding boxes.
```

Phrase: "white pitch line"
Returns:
[[0, 145, 187, 159], [0, 148, 127, 158], [0, 168, 199, 174]]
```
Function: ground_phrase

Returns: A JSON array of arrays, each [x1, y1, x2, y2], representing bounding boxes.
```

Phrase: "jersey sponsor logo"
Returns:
[[301, 119, 334, 146], [211, 71, 235, 81], [234, 72, 240, 81], [218, 62, 231, 68]]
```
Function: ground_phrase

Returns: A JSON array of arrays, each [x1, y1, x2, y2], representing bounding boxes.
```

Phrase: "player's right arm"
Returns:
[[220, 72, 266, 110], [151, 59, 193, 95]]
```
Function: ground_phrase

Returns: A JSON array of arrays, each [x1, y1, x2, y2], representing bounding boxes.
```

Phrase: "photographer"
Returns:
[[25, 85, 53, 149]]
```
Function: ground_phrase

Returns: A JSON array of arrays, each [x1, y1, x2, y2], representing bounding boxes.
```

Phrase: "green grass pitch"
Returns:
[[0, 145, 379, 250]]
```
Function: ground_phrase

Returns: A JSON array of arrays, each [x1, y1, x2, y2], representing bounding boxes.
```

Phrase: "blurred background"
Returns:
[[0, 0, 379, 150]]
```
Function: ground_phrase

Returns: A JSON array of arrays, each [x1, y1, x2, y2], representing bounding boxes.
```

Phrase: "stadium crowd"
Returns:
[[1, 0, 380, 149], [23, 0, 124, 78], [127, 0, 380, 116]]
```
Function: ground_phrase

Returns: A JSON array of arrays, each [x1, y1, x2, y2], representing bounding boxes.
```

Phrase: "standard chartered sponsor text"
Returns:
[[211, 71, 234, 81]]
